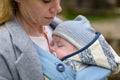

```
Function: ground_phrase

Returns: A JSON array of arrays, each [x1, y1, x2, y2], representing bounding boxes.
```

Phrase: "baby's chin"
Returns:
[[51, 52, 57, 57]]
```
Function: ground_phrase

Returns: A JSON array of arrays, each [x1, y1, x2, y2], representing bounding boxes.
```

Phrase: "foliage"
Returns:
[[61, 10, 118, 22]]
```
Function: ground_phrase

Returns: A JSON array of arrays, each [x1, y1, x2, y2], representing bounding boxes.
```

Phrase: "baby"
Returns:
[[50, 15, 120, 73]]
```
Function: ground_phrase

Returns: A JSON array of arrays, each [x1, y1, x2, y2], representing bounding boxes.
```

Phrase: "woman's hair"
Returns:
[[0, 0, 17, 25]]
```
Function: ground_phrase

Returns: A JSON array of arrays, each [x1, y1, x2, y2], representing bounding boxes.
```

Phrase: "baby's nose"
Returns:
[[49, 42, 55, 53], [50, 47, 55, 53]]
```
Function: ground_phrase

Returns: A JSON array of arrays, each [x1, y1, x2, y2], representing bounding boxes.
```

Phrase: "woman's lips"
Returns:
[[45, 17, 54, 21]]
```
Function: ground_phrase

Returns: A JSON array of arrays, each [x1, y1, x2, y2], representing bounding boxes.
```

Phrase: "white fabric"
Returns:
[[45, 25, 53, 42], [30, 36, 49, 52], [63, 34, 120, 73], [30, 25, 53, 52]]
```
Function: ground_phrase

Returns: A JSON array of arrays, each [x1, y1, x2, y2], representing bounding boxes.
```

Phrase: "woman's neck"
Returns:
[[16, 13, 45, 37]]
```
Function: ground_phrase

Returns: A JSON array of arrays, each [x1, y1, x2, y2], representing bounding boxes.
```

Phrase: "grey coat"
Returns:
[[0, 18, 44, 80]]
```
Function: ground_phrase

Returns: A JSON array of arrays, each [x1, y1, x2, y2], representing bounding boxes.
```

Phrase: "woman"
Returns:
[[0, 0, 119, 80], [0, 0, 63, 80]]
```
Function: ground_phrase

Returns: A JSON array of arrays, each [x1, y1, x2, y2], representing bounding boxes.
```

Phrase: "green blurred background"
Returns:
[[57, 0, 120, 80]]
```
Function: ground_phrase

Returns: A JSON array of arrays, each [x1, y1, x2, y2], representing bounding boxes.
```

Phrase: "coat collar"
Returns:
[[6, 17, 44, 80], [6, 17, 30, 52]]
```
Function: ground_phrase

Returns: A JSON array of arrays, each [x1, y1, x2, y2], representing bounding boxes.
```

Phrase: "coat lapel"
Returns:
[[6, 18, 44, 80]]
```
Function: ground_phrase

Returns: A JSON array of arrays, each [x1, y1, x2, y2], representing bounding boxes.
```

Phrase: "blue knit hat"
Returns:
[[52, 15, 96, 49]]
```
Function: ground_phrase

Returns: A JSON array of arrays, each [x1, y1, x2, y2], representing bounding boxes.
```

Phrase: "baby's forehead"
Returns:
[[53, 35, 68, 42], [53, 35, 64, 41]]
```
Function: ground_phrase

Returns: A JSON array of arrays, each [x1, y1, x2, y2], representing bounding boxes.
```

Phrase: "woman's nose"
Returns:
[[50, 0, 62, 14], [55, 1, 62, 13]]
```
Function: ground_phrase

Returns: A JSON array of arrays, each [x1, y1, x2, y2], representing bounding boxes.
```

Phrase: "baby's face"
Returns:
[[50, 35, 77, 59]]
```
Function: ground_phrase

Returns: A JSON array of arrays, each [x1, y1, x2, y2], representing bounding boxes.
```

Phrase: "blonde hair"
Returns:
[[0, 0, 16, 25]]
